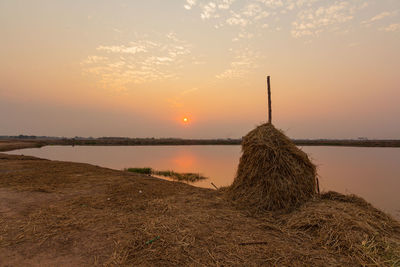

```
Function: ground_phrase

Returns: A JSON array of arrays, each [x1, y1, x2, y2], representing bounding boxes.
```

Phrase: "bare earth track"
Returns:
[[0, 141, 399, 266]]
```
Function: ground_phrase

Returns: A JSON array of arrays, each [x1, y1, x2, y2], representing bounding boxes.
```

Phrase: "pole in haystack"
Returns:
[[227, 75, 318, 212], [267, 76, 272, 124]]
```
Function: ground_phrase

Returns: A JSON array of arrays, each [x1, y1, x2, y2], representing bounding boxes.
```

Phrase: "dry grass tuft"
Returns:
[[227, 123, 317, 212]]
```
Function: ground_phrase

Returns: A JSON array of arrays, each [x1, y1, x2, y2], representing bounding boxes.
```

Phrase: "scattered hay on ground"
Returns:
[[227, 123, 318, 212], [281, 191, 400, 266]]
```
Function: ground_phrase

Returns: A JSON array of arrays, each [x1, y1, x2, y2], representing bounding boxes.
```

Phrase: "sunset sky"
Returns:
[[1, 0, 399, 139]]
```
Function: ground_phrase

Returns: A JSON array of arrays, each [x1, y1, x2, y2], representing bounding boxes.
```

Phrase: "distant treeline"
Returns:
[[294, 139, 400, 147], [46, 138, 241, 146], [1, 136, 400, 147], [0, 135, 63, 140]]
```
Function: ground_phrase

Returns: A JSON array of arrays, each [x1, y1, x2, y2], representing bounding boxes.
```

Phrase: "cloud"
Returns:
[[185, 0, 235, 20], [97, 44, 147, 54], [185, 0, 372, 41], [224, 2, 272, 28], [291, 2, 358, 38], [370, 11, 392, 22], [380, 23, 400, 32], [167, 88, 199, 108], [218, 0, 235, 9], [216, 48, 258, 79], [82, 33, 192, 91], [242, 3, 262, 17], [201, 2, 218, 19], [226, 12, 249, 26], [81, 56, 107, 64], [256, 0, 284, 9], [362, 11, 397, 25], [184, 0, 197, 10]]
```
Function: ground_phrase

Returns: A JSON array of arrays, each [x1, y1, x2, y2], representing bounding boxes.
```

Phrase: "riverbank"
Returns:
[[0, 140, 44, 152], [1, 141, 399, 266]]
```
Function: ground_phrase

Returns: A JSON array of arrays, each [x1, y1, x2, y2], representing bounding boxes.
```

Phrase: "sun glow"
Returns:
[[183, 117, 189, 123]]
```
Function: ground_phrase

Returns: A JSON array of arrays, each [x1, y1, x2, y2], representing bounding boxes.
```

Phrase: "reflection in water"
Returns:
[[7, 145, 400, 220], [171, 151, 196, 169]]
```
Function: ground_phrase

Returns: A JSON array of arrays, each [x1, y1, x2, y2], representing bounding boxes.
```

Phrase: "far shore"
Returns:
[[1, 137, 400, 148]]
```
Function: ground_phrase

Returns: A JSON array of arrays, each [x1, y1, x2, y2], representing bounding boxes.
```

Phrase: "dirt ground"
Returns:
[[0, 141, 399, 266]]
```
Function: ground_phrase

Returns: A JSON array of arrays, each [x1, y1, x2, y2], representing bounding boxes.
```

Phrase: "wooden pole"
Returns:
[[211, 182, 218, 190], [267, 76, 272, 123]]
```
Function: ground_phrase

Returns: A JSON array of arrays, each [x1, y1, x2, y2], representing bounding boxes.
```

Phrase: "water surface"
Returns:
[[7, 145, 400, 219]]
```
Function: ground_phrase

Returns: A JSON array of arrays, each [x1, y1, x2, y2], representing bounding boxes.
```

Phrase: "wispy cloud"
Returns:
[[184, 0, 235, 20], [370, 11, 393, 22], [184, 0, 372, 40], [97, 44, 147, 54], [362, 10, 397, 25], [216, 48, 259, 79], [167, 87, 199, 108], [82, 33, 192, 91], [184, 0, 197, 10], [201, 2, 218, 19], [226, 11, 249, 27], [219, 0, 235, 10], [380, 23, 400, 32], [291, 2, 358, 38]]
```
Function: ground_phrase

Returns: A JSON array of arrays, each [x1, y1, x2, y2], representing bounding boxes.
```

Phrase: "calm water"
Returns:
[[7, 145, 400, 219]]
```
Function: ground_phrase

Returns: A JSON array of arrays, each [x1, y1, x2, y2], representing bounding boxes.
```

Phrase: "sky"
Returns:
[[0, 0, 399, 139]]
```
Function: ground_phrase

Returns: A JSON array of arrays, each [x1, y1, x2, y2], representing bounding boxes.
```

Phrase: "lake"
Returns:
[[7, 145, 400, 220]]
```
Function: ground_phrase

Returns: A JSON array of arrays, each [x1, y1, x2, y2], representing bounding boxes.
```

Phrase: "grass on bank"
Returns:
[[125, 167, 207, 183], [125, 167, 152, 175]]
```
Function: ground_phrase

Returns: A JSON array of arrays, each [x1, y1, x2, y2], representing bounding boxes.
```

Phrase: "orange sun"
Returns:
[[183, 117, 189, 123]]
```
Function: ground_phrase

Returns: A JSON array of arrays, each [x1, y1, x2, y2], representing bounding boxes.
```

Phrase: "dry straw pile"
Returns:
[[227, 123, 318, 212], [282, 191, 400, 265]]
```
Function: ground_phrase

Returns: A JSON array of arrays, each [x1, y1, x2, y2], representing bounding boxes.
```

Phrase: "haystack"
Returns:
[[227, 123, 318, 212]]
